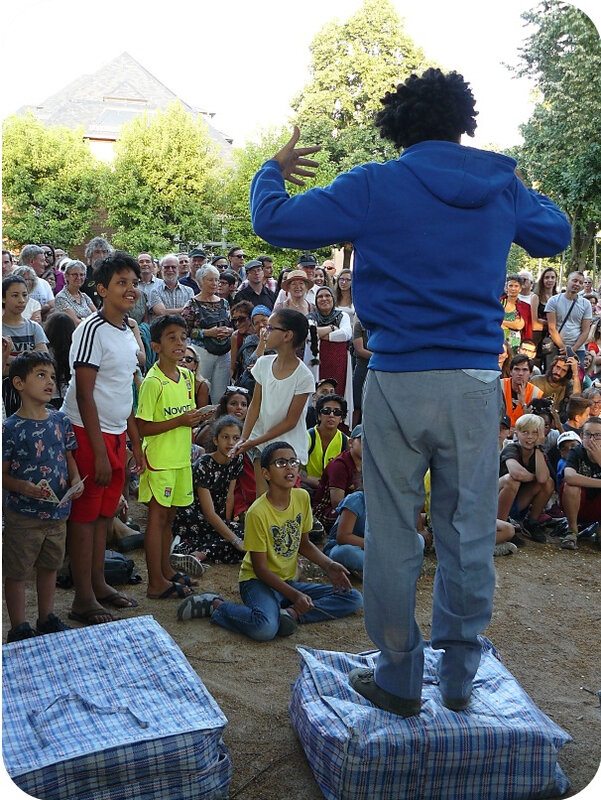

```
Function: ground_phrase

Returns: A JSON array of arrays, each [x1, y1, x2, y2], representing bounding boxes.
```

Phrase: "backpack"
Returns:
[[103, 550, 142, 586]]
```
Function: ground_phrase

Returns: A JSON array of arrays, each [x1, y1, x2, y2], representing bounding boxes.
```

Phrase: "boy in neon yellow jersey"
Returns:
[[136, 315, 203, 599], [302, 394, 348, 491]]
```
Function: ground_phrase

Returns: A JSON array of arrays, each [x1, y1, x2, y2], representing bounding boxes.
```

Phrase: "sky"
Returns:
[[1, 0, 599, 153]]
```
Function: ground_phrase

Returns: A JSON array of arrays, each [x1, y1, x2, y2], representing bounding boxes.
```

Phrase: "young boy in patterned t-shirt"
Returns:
[[2, 352, 83, 642]]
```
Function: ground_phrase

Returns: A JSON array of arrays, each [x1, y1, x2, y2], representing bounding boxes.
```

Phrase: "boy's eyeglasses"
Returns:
[[582, 432, 601, 440], [266, 325, 287, 333], [270, 457, 301, 468], [226, 385, 249, 394], [320, 407, 343, 416]]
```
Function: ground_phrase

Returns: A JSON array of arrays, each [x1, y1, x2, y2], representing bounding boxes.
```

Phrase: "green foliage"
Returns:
[[291, 0, 438, 171], [514, 1, 601, 268], [104, 102, 222, 253], [2, 113, 103, 250]]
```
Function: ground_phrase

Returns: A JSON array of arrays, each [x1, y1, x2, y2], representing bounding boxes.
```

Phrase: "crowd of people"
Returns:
[[3, 236, 599, 648]]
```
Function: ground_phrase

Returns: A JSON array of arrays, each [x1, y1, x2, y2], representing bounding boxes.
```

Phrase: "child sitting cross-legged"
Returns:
[[177, 441, 363, 640]]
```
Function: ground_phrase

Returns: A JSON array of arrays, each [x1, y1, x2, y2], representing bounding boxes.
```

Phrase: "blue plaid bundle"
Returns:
[[3, 616, 231, 800], [289, 638, 571, 800]]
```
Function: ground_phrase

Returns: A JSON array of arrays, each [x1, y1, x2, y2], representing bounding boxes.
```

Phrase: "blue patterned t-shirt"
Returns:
[[2, 409, 77, 519]]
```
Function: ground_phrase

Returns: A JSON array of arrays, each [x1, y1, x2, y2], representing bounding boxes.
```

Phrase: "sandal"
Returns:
[[98, 592, 139, 609], [166, 571, 199, 587], [560, 533, 578, 551], [147, 583, 196, 600], [68, 608, 117, 625], [177, 592, 222, 621]]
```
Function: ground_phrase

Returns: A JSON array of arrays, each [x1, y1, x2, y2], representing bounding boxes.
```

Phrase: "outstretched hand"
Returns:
[[272, 126, 321, 187]]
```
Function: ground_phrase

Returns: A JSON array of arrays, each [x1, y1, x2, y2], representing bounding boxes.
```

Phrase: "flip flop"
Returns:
[[147, 582, 196, 600], [98, 592, 139, 609], [68, 608, 117, 626], [166, 571, 199, 587]]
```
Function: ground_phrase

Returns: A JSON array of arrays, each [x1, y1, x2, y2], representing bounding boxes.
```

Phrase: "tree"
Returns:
[[104, 102, 222, 254], [514, 0, 601, 269], [2, 113, 103, 250], [291, 0, 437, 172]]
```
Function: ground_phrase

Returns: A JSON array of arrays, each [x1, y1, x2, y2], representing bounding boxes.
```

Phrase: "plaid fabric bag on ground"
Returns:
[[289, 638, 571, 800], [3, 616, 231, 800]]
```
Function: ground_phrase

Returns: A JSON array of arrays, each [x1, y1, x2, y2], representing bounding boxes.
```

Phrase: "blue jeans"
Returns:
[[327, 543, 365, 573], [362, 369, 499, 702], [196, 348, 230, 404], [211, 578, 363, 641]]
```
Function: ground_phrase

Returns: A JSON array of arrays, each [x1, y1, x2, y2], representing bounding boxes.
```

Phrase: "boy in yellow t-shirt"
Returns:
[[136, 315, 203, 600], [177, 441, 363, 639]]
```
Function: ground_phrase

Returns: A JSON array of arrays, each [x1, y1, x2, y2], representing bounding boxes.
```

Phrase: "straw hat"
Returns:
[[282, 269, 314, 291]]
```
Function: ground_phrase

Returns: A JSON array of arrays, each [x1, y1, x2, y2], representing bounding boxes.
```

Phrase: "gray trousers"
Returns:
[[362, 369, 499, 701]]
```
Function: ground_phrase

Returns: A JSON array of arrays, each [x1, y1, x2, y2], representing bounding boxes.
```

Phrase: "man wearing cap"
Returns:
[[249, 67, 570, 715], [180, 249, 206, 293], [233, 260, 276, 309]]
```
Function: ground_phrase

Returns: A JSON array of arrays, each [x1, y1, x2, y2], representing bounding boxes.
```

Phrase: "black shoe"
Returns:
[[349, 668, 421, 716], [509, 533, 526, 548], [441, 691, 472, 712], [522, 519, 547, 543], [7, 622, 37, 643], [36, 613, 72, 635]]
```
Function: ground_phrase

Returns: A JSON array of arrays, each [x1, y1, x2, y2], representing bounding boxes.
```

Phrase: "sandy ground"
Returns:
[[4, 499, 601, 799]]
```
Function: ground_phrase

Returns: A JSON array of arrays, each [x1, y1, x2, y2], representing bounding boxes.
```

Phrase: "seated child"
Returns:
[[498, 413, 554, 543], [302, 393, 349, 492], [2, 352, 83, 641], [560, 415, 601, 550], [176, 441, 363, 640], [563, 395, 593, 434], [312, 423, 363, 529], [555, 431, 581, 491], [171, 415, 246, 567], [323, 490, 366, 577]]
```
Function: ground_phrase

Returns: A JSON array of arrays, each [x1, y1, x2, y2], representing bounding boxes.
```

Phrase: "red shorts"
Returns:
[[69, 425, 126, 523], [560, 483, 601, 524]]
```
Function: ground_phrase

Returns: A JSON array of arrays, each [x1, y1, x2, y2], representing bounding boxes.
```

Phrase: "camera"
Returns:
[[530, 397, 553, 412]]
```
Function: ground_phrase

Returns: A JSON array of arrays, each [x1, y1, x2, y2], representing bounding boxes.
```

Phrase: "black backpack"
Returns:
[[104, 550, 142, 586]]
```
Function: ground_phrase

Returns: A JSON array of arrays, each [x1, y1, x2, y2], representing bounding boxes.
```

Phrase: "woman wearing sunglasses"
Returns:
[[177, 345, 211, 409], [301, 394, 349, 492]]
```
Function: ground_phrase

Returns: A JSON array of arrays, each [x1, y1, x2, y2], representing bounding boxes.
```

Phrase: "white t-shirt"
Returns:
[[29, 278, 54, 305], [61, 312, 139, 434], [22, 297, 42, 320], [544, 293, 592, 347], [250, 354, 315, 463]]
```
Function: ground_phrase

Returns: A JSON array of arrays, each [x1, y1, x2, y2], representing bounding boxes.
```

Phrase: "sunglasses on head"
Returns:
[[226, 385, 249, 394]]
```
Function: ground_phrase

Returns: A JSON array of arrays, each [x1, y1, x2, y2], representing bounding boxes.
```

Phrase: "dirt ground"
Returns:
[[4, 499, 601, 799]]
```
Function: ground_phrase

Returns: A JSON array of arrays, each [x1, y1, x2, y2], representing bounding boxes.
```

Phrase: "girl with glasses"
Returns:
[[334, 269, 355, 327]]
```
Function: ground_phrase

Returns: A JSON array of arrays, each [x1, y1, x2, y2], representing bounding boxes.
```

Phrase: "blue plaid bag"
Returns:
[[289, 638, 571, 800]]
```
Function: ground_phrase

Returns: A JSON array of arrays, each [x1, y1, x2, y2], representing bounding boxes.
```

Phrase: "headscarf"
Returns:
[[308, 286, 343, 328]]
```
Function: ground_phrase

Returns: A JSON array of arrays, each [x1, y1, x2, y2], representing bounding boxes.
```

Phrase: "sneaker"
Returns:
[[36, 613, 72, 635], [277, 609, 298, 637], [308, 520, 326, 544], [7, 622, 37, 643], [349, 668, 421, 717], [494, 542, 518, 557], [169, 552, 208, 578], [578, 521, 601, 539], [547, 518, 569, 537], [522, 519, 547, 543], [546, 502, 565, 519], [509, 533, 526, 548]]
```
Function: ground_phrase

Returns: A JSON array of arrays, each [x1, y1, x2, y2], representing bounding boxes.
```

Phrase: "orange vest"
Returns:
[[501, 378, 537, 427]]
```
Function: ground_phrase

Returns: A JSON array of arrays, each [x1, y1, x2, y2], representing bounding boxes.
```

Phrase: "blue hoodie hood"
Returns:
[[400, 141, 517, 209]]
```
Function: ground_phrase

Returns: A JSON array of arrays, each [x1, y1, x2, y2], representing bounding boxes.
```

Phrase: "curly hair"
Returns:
[[375, 68, 478, 149]]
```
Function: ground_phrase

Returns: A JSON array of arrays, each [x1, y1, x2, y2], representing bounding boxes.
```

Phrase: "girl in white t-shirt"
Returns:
[[231, 309, 315, 496]]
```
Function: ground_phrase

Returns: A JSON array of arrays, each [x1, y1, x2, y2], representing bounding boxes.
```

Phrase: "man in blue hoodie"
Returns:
[[249, 68, 571, 715]]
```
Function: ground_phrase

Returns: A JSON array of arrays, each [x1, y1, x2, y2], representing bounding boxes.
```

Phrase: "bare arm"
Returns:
[[335, 508, 364, 548], [197, 486, 244, 548], [564, 465, 601, 489]]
